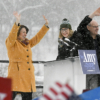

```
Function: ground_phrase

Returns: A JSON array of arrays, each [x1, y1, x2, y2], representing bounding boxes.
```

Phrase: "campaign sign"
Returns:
[[0, 77, 12, 100], [78, 50, 100, 74], [79, 87, 100, 100]]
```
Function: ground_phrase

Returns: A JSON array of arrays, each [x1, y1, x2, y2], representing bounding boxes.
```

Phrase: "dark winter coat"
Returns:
[[70, 15, 100, 67], [56, 37, 79, 60]]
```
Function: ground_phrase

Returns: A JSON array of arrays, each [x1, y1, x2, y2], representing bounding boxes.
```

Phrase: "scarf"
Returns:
[[17, 38, 29, 45]]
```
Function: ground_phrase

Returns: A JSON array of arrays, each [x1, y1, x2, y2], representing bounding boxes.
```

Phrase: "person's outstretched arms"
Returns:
[[77, 7, 100, 33], [29, 15, 49, 48], [5, 12, 21, 48]]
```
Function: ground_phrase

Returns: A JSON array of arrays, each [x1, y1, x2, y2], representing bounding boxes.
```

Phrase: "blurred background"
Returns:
[[0, 0, 100, 99], [0, 0, 100, 61]]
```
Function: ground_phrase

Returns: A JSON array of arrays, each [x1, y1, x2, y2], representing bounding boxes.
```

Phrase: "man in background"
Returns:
[[70, 7, 100, 89]]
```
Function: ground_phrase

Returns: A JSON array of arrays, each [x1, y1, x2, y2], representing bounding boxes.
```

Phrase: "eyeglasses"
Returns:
[[88, 25, 100, 28], [61, 28, 68, 32]]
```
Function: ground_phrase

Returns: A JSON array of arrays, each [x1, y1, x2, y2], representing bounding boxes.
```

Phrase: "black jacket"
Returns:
[[57, 16, 100, 67], [71, 16, 100, 67], [70, 16, 100, 50], [56, 37, 79, 60]]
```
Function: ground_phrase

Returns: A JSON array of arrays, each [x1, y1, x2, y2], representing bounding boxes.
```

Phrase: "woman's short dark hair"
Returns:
[[17, 25, 29, 37]]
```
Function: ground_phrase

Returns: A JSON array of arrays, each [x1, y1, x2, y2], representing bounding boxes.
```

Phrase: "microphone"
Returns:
[[58, 38, 70, 47], [58, 38, 78, 57], [64, 38, 79, 46]]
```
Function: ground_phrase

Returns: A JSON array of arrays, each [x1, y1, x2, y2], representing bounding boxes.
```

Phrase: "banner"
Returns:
[[78, 50, 100, 74], [0, 77, 12, 100], [79, 87, 100, 100]]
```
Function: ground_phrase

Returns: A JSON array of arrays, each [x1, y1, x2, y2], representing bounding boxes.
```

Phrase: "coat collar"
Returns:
[[17, 38, 29, 47]]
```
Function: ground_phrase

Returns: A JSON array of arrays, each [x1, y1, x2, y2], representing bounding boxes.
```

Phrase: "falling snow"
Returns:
[[0, 0, 100, 99]]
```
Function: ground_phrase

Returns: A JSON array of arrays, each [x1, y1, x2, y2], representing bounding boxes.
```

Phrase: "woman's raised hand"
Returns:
[[13, 11, 21, 25], [43, 15, 49, 26]]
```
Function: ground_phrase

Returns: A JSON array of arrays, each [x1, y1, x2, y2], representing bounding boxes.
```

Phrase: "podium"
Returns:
[[43, 57, 86, 95]]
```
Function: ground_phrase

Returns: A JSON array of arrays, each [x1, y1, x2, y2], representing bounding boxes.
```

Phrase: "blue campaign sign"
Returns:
[[79, 87, 100, 100], [33, 97, 39, 100], [78, 50, 100, 74]]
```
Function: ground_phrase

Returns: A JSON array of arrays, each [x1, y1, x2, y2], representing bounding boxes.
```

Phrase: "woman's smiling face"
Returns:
[[18, 28, 27, 40], [61, 28, 70, 38]]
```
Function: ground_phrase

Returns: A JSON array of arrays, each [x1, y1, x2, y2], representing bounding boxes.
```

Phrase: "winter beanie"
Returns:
[[60, 18, 72, 30]]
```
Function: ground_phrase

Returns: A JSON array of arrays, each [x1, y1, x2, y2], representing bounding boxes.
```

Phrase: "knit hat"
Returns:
[[60, 18, 72, 30]]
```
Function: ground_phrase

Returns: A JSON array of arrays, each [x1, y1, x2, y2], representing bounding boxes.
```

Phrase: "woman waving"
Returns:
[[5, 12, 49, 100]]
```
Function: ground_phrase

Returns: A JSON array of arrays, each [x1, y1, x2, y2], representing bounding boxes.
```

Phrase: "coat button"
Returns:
[[27, 49, 28, 51], [28, 68, 30, 70], [27, 55, 29, 57], [27, 62, 29, 64]]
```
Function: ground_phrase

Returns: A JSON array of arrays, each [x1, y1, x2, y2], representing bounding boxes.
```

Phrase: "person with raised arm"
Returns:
[[5, 12, 49, 100], [70, 7, 100, 89]]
